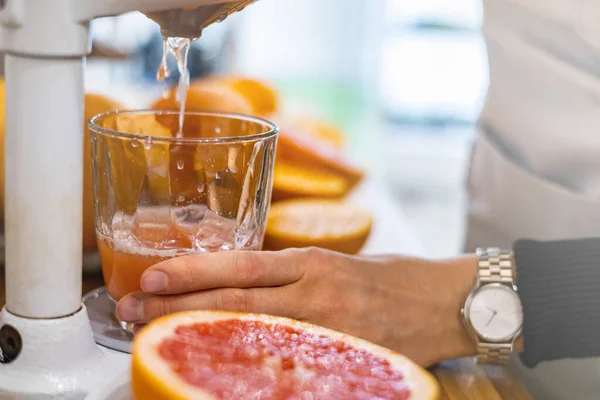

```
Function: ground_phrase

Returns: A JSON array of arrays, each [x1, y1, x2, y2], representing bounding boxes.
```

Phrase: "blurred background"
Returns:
[[86, 0, 488, 258]]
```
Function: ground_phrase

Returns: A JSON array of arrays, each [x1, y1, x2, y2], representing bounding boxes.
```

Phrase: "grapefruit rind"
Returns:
[[131, 311, 439, 400]]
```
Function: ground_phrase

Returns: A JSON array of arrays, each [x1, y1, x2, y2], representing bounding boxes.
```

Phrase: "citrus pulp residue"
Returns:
[[159, 319, 411, 400]]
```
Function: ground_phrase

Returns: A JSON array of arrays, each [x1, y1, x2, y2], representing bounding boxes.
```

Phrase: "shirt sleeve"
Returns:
[[513, 238, 600, 368]]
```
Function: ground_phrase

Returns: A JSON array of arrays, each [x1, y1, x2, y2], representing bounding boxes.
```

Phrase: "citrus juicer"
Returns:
[[0, 0, 256, 398]]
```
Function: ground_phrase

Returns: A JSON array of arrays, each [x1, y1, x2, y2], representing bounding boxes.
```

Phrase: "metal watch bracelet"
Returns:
[[475, 248, 517, 365], [476, 248, 516, 284]]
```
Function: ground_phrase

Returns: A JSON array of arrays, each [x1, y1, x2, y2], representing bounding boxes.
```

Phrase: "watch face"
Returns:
[[467, 284, 523, 342]]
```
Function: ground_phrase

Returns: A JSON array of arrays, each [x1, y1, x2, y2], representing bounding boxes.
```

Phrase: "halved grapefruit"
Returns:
[[264, 199, 372, 255], [132, 311, 439, 400], [152, 80, 254, 116], [216, 76, 279, 116], [276, 129, 364, 188], [273, 114, 346, 150], [271, 163, 351, 202]]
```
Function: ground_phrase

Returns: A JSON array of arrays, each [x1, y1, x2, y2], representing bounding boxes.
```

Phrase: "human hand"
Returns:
[[116, 248, 478, 366]]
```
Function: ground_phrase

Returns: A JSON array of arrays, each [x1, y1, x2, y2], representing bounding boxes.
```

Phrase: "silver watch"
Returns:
[[461, 248, 523, 365]]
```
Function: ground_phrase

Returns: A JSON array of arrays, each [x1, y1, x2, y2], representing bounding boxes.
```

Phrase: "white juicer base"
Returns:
[[0, 306, 130, 399]]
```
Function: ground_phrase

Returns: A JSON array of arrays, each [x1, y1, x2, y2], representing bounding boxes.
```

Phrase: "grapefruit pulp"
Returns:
[[132, 311, 439, 400]]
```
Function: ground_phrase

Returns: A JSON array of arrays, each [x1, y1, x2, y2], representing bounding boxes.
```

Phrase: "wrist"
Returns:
[[419, 256, 478, 363], [444, 255, 479, 359]]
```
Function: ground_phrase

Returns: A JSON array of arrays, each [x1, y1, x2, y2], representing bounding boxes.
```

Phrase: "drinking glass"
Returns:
[[89, 110, 278, 303]]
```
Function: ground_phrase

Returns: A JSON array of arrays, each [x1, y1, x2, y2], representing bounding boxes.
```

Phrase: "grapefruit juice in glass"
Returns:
[[90, 110, 278, 302]]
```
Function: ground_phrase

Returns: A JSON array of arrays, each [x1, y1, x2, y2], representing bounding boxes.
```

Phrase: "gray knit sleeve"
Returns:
[[513, 238, 600, 368]]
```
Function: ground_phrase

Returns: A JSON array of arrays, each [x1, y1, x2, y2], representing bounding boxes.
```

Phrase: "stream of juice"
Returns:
[[157, 37, 193, 137]]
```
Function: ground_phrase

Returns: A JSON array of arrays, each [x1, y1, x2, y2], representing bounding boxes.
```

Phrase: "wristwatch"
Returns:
[[461, 248, 523, 365]]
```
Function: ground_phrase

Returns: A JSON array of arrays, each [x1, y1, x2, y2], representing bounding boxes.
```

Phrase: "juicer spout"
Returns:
[[76, 0, 257, 39], [145, 0, 256, 38]]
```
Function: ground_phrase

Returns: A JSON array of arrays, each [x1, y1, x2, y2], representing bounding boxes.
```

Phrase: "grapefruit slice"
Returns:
[[277, 129, 364, 188], [152, 80, 254, 116], [264, 199, 372, 254], [272, 163, 351, 202], [170, 76, 279, 117], [273, 114, 346, 149], [218, 76, 279, 116], [132, 311, 439, 400]]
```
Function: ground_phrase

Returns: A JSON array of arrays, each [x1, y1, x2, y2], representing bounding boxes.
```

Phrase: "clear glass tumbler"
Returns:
[[89, 110, 278, 303]]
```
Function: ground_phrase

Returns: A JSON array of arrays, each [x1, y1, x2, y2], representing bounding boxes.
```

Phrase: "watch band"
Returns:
[[476, 247, 515, 284], [477, 343, 513, 365], [475, 248, 517, 365]]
